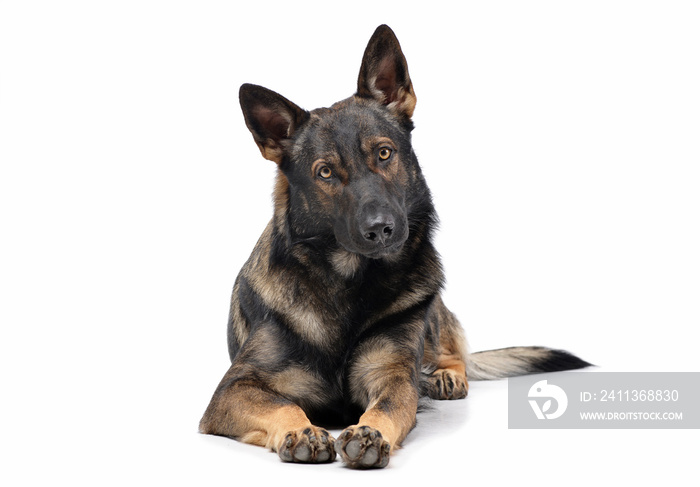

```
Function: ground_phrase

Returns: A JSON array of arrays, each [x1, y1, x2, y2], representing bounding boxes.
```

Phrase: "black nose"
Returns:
[[361, 213, 395, 245]]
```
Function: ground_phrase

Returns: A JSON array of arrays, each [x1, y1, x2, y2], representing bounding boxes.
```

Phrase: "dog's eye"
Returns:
[[378, 148, 393, 161], [317, 165, 333, 180]]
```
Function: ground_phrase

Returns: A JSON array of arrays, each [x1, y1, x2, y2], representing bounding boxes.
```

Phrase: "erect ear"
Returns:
[[239, 83, 309, 164], [356, 25, 417, 119]]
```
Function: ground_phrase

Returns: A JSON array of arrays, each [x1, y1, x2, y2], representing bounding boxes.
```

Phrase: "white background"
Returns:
[[1, 1, 698, 485]]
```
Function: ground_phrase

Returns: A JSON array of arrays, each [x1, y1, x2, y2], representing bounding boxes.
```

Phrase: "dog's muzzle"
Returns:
[[340, 202, 408, 258]]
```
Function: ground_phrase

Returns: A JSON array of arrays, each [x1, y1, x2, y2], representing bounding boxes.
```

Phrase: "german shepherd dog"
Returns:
[[200, 25, 589, 469]]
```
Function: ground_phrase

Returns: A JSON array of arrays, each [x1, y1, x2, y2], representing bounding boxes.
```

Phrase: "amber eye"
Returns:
[[318, 165, 332, 179], [378, 147, 393, 161]]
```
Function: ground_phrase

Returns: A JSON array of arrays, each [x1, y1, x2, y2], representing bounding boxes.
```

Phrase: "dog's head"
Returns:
[[239, 25, 427, 259]]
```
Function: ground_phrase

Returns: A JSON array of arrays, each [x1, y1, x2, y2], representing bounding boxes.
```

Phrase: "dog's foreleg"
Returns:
[[338, 336, 421, 468], [199, 370, 336, 464]]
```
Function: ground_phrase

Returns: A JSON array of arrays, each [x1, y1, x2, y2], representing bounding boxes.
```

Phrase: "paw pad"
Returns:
[[335, 425, 391, 469], [278, 427, 336, 464]]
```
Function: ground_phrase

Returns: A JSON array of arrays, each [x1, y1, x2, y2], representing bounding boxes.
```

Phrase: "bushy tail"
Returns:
[[466, 346, 591, 380]]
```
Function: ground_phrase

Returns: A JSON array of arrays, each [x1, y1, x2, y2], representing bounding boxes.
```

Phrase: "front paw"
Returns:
[[278, 426, 336, 464], [334, 425, 391, 469]]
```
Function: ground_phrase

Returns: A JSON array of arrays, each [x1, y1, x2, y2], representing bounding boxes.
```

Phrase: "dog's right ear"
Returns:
[[239, 84, 309, 164]]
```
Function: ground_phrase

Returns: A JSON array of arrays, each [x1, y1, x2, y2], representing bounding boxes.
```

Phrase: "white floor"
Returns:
[[8, 371, 694, 486], [192, 379, 696, 486]]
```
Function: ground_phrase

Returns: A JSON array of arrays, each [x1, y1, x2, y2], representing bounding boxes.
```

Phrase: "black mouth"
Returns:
[[366, 244, 404, 259], [347, 241, 405, 260]]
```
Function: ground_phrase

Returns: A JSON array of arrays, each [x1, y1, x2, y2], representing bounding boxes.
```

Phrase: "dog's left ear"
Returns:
[[356, 25, 416, 119]]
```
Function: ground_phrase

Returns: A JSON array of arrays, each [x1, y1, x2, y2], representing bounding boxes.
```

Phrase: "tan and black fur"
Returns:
[[200, 25, 589, 469]]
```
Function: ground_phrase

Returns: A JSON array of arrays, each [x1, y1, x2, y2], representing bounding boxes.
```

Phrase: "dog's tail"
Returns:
[[466, 346, 591, 380]]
